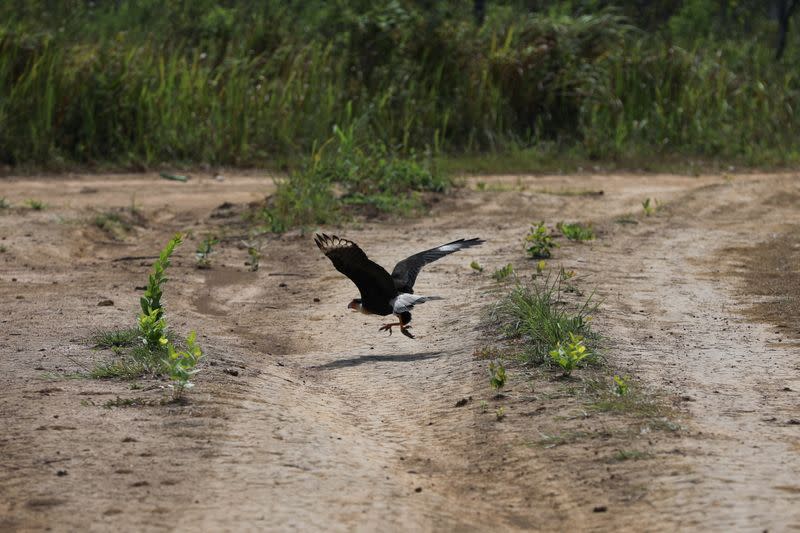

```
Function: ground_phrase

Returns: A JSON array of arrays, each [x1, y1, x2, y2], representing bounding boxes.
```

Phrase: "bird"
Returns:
[[315, 233, 484, 339]]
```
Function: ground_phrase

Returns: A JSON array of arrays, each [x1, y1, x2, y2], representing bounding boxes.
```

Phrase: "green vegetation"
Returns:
[[164, 331, 204, 399], [92, 234, 205, 398], [246, 246, 261, 272], [493, 275, 596, 365], [93, 211, 136, 240], [557, 222, 595, 242], [470, 260, 484, 273], [257, 126, 447, 231], [549, 333, 592, 376], [195, 235, 219, 269], [0, 198, 10, 209], [612, 449, 651, 462], [4, 1, 800, 170], [642, 198, 658, 216], [492, 263, 515, 281], [138, 233, 183, 349], [525, 222, 556, 259], [91, 328, 138, 350], [24, 199, 46, 210], [488, 361, 507, 391], [614, 375, 631, 396]]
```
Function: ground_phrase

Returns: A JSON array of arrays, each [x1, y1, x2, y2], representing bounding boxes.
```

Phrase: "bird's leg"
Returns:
[[399, 314, 414, 339], [379, 322, 402, 336]]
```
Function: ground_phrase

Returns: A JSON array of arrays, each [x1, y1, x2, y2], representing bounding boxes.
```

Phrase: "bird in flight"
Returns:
[[315, 233, 484, 339]]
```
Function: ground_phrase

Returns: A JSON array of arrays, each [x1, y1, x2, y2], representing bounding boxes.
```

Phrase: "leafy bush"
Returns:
[[259, 126, 448, 231], [525, 222, 556, 259]]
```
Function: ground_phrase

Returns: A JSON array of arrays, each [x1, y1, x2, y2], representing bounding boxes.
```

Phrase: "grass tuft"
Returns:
[[492, 275, 597, 365]]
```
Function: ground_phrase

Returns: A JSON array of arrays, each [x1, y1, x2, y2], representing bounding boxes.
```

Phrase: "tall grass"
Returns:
[[2, 1, 800, 168]]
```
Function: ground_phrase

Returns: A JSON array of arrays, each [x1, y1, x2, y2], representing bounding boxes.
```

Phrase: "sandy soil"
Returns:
[[1, 170, 798, 531]]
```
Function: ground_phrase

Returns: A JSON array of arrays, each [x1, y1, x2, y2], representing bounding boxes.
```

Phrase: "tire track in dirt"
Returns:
[[573, 176, 800, 530]]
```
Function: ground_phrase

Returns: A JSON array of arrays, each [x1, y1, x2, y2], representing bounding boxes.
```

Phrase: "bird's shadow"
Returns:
[[311, 350, 443, 370]]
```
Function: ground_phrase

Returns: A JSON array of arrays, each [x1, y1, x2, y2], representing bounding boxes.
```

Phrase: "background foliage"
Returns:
[[2, 0, 799, 169]]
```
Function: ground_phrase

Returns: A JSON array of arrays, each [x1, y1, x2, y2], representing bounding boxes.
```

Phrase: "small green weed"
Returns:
[[642, 198, 657, 216], [92, 328, 138, 349], [93, 212, 134, 240], [488, 361, 507, 391], [612, 450, 651, 462], [473, 345, 503, 360], [480, 400, 489, 413], [615, 213, 638, 225], [495, 406, 506, 420], [536, 260, 547, 274], [0, 198, 10, 209], [525, 222, 556, 259], [90, 358, 150, 379], [195, 235, 219, 269], [549, 333, 591, 376], [470, 260, 484, 273], [246, 246, 261, 272], [138, 233, 183, 349], [0, 245, 6, 253], [164, 331, 204, 399], [25, 199, 46, 210], [557, 222, 595, 241], [103, 396, 146, 409], [613, 375, 630, 396], [492, 264, 515, 281]]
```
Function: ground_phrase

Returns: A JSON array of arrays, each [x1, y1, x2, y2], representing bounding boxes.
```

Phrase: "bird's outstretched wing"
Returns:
[[315, 234, 397, 309], [391, 237, 484, 293]]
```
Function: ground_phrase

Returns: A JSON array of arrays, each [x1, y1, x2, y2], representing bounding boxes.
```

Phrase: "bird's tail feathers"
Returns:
[[392, 293, 444, 313]]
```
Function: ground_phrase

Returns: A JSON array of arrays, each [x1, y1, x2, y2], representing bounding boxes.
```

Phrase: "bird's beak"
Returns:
[[347, 301, 357, 311]]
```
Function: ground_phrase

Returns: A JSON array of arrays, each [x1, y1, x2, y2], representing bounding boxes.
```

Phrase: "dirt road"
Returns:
[[1, 171, 798, 531]]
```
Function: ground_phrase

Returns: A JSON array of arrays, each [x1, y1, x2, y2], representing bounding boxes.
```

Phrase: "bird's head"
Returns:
[[347, 299, 362, 312]]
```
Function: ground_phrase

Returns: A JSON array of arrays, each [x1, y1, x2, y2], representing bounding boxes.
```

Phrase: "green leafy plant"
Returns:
[[557, 222, 595, 241], [549, 333, 591, 376], [138, 233, 183, 349], [495, 406, 506, 420], [480, 400, 489, 413], [642, 198, 657, 216], [470, 260, 484, 273], [195, 235, 219, 269], [25, 199, 45, 210], [246, 246, 261, 272], [164, 331, 203, 399], [488, 361, 506, 391], [525, 222, 556, 259], [0, 198, 10, 209], [492, 263, 515, 281], [536, 260, 547, 274], [613, 375, 630, 396]]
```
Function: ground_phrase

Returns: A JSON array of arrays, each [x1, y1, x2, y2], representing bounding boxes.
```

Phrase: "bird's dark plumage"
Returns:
[[314, 234, 396, 314], [315, 233, 484, 338], [391, 237, 485, 293]]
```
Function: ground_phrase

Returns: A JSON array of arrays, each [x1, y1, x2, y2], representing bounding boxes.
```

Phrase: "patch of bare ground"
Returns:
[[1, 171, 799, 531]]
